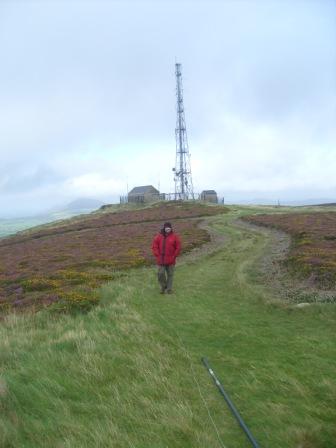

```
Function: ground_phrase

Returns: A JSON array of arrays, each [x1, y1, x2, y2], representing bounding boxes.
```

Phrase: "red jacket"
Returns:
[[152, 231, 181, 266]]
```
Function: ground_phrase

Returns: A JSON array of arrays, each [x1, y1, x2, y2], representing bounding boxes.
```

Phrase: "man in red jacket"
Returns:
[[152, 222, 181, 294]]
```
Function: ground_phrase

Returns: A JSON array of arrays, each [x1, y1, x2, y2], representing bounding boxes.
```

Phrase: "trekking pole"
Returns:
[[202, 357, 261, 448]]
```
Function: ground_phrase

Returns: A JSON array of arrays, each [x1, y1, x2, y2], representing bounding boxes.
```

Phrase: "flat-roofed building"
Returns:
[[128, 185, 161, 203], [200, 190, 218, 203]]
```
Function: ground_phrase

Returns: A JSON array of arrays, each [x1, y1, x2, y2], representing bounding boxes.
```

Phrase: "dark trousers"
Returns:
[[158, 265, 175, 292]]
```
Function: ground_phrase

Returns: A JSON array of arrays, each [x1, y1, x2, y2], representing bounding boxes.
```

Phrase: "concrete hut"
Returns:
[[128, 185, 160, 203], [200, 190, 218, 203]]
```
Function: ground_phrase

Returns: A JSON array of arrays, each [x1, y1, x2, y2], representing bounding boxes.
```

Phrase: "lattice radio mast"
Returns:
[[173, 63, 194, 200]]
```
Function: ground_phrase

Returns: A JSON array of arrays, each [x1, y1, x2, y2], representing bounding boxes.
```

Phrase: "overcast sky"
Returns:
[[0, 0, 335, 216]]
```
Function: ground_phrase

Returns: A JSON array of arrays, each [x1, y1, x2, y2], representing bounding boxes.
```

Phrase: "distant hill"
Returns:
[[0, 198, 107, 238], [283, 198, 336, 206], [64, 198, 106, 211], [225, 198, 336, 206]]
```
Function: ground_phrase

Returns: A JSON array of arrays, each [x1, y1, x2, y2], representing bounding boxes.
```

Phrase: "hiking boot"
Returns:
[[160, 289, 166, 294], [166, 290, 173, 294]]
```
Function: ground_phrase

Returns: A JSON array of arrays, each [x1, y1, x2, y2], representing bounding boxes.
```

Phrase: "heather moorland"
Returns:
[[0, 204, 335, 448], [0, 202, 224, 311], [243, 211, 336, 288]]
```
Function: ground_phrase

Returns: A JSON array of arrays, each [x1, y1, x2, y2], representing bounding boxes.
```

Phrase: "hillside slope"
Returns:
[[0, 202, 225, 311], [0, 206, 335, 447]]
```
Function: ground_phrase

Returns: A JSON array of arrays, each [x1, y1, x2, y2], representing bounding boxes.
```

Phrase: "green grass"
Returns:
[[1, 208, 335, 447]]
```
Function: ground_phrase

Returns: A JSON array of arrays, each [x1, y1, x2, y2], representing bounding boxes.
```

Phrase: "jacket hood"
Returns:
[[160, 222, 173, 235]]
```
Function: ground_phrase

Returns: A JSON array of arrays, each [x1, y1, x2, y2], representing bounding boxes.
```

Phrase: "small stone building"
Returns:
[[200, 190, 218, 203], [128, 185, 160, 203]]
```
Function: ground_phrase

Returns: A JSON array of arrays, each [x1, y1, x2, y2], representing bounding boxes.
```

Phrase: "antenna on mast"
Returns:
[[173, 62, 194, 200]]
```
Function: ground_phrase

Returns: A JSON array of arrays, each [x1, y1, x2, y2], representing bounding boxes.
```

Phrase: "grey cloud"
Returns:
[[0, 0, 335, 215], [0, 164, 67, 194]]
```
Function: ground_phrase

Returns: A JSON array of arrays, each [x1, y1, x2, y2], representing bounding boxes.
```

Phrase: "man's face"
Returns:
[[165, 227, 172, 234]]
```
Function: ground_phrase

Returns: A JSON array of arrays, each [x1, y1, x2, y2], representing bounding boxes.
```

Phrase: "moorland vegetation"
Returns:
[[0, 202, 335, 447], [244, 212, 336, 289], [0, 202, 224, 312]]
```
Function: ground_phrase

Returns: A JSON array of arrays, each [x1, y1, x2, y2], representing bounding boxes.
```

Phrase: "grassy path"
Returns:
[[131, 212, 336, 447], [1, 210, 335, 447]]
